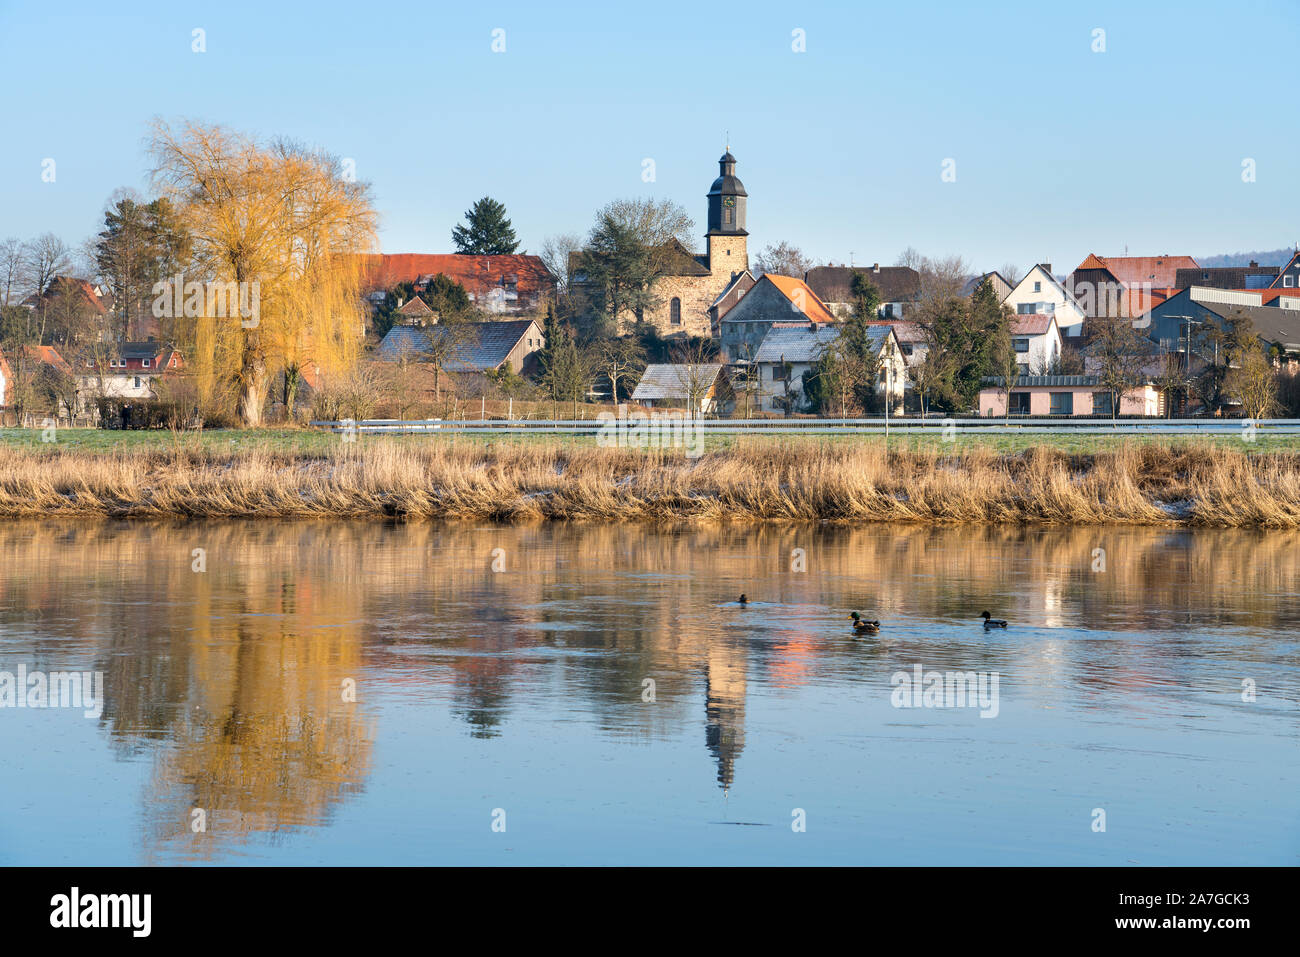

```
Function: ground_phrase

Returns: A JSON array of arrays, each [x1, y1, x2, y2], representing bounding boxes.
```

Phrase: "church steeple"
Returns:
[[707, 150, 747, 236]]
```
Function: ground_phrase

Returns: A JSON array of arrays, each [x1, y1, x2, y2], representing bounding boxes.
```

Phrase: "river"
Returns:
[[0, 520, 1296, 865]]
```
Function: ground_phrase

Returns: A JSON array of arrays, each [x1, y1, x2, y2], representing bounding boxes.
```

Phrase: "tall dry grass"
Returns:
[[1, 439, 1299, 526]]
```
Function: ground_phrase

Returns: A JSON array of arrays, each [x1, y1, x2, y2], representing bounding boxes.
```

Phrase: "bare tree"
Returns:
[[540, 233, 583, 297], [999, 262, 1023, 287], [599, 335, 646, 404], [1227, 340, 1280, 421], [23, 234, 73, 341], [1092, 315, 1150, 423], [998, 344, 1022, 425], [670, 338, 721, 419], [752, 241, 814, 279], [0, 237, 27, 307]]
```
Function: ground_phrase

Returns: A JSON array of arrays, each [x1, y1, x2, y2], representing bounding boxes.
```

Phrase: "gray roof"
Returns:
[[982, 375, 1103, 387], [754, 323, 840, 363], [631, 363, 725, 400], [376, 319, 537, 371], [754, 323, 892, 363], [1197, 301, 1300, 350]]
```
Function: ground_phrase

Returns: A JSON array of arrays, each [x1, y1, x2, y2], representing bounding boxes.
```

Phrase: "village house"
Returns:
[[804, 263, 921, 321], [1268, 249, 1300, 289], [718, 273, 837, 362], [1174, 261, 1280, 290], [963, 271, 1014, 301], [750, 321, 905, 414], [1008, 312, 1063, 375], [358, 253, 556, 315], [572, 152, 752, 339], [1068, 253, 1198, 320], [630, 363, 733, 415], [376, 318, 546, 375], [0, 349, 11, 409], [1003, 264, 1087, 339], [979, 374, 1161, 417], [709, 269, 756, 329], [1140, 287, 1300, 360], [78, 341, 184, 406]]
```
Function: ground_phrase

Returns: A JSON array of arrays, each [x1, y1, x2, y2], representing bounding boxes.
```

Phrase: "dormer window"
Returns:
[[142, 359, 150, 368]]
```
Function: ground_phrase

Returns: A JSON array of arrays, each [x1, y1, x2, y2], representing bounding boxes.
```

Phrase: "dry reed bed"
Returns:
[[0, 440, 1298, 526]]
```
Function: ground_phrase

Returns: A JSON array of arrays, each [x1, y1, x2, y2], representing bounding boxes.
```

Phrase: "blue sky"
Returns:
[[1, 0, 1297, 274]]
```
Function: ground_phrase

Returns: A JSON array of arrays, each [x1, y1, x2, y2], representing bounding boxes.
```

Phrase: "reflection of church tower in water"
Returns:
[[704, 639, 747, 790]]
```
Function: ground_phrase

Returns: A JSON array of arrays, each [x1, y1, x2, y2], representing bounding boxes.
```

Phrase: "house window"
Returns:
[[1093, 392, 1114, 416], [142, 359, 150, 368], [1018, 363, 1030, 376], [1013, 338, 1030, 352], [900, 343, 913, 356], [1050, 392, 1073, 415], [670, 298, 682, 325], [1009, 392, 1030, 414], [1286, 275, 1295, 288], [723, 208, 731, 225], [883, 303, 895, 318], [1033, 281, 1042, 292], [133, 377, 142, 388]]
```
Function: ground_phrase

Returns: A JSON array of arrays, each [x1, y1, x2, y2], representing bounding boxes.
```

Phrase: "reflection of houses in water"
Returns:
[[704, 638, 747, 790]]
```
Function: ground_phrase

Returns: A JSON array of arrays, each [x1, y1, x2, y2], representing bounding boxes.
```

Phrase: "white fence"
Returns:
[[310, 417, 1300, 436]]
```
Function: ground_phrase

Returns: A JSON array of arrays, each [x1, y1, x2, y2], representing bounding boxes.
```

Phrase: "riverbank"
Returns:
[[1, 438, 1299, 526]]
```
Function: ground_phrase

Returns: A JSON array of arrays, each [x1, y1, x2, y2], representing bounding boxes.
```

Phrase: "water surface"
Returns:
[[0, 520, 1296, 865]]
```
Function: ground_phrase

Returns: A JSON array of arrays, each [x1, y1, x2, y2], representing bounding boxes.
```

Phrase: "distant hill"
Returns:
[[1196, 247, 1294, 268]]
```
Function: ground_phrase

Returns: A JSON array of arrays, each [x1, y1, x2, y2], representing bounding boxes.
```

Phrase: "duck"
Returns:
[[850, 612, 880, 634], [980, 611, 1008, 629], [737, 594, 749, 606]]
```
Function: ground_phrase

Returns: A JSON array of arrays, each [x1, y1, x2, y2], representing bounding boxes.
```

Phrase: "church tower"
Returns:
[[706, 151, 748, 278]]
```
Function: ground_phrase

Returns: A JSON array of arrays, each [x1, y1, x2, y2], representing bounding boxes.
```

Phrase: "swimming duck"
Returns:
[[738, 594, 749, 606], [980, 611, 1008, 629], [850, 612, 880, 634]]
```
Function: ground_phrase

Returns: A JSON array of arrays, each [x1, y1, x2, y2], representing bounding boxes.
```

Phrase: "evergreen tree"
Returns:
[[848, 271, 882, 321], [451, 197, 519, 255]]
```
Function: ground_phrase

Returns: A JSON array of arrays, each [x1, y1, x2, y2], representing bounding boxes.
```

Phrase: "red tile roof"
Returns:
[[356, 254, 556, 302], [25, 345, 72, 375], [1073, 254, 1198, 289], [1010, 315, 1054, 336], [1259, 288, 1300, 305]]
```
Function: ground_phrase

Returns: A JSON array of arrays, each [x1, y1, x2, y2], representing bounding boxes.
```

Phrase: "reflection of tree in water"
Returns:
[[0, 521, 377, 861]]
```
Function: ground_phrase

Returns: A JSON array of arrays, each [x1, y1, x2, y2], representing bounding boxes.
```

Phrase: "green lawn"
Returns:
[[3, 426, 1299, 456]]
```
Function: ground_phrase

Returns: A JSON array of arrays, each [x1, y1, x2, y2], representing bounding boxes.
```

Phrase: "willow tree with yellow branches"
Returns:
[[148, 120, 377, 425]]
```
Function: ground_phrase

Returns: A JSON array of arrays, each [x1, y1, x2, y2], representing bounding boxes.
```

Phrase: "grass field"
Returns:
[[4, 426, 1300, 456], [1, 430, 1300, 526]]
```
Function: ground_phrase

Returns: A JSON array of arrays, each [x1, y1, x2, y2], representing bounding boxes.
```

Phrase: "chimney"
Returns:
[[1249, 260, 1258, 268]]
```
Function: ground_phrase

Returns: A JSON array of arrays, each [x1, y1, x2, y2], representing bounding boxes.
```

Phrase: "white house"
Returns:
[[1009, 313, 1062, 376], [752, 321, 905, 413], [1003, 264, 1086, 338]]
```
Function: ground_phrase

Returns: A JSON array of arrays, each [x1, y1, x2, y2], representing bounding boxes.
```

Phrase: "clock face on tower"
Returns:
[[723, 197, 736, 208]]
